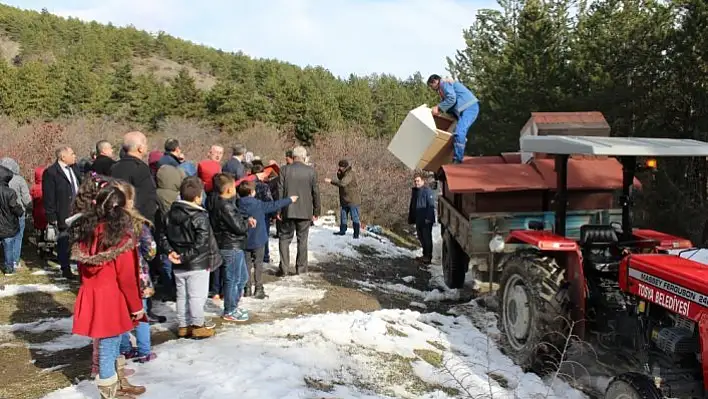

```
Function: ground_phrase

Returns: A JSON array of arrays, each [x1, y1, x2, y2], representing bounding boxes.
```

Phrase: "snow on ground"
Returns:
[[0, 317, 92, 352], [4, 221, 586, 398], [43, 309, 584, 399], [0, 283, 68, 298]]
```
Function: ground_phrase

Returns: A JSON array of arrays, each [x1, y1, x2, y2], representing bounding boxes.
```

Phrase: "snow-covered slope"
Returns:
[[25, 220, 586, 399]]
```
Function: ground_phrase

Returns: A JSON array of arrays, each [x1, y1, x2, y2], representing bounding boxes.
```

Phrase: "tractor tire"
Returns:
[[604, 373, 662, 399], [442, 227, 469, 289], [497, 250, 570, 376]]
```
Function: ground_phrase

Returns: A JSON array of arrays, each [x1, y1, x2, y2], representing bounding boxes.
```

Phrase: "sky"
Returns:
[[2, 0, 498, 78]]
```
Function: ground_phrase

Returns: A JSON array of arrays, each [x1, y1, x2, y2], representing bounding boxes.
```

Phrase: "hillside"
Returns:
[[0, 5, 437, 143]]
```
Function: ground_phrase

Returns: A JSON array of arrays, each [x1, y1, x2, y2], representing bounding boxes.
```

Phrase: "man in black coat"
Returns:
[[90, 140, 115, 176], [222, 144, 247, 180], [276, 146, 321, 276], [43, 146, 81, 280], [110, 131, 157, 223]]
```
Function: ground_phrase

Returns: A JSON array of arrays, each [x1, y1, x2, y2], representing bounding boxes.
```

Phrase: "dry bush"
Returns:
[[309, 129, 412, 229], [0, 115, 411, 230], [0, 116, 131, 182]]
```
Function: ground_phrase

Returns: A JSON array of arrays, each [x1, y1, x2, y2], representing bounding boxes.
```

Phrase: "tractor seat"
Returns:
[[579, 224, 619, 247], [580, 225, 621, 273]]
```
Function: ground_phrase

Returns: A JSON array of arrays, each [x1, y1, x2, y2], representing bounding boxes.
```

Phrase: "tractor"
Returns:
[[430, 113, 708, 398]]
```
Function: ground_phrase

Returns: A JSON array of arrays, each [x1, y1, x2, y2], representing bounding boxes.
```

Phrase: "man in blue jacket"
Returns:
[[427, 75, 480, 164], [408, 172, 436, 265]]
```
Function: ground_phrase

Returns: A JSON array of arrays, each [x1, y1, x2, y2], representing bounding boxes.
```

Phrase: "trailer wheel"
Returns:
[[442, 228, 469, 289], [604, 373, 662, 399], [498, 250, 569, 375]]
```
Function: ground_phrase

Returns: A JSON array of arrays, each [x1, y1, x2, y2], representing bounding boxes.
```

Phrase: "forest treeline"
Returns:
[[445, 0, 708, 240], [0, 1, 707, 238], [0, 4, 437, 144]]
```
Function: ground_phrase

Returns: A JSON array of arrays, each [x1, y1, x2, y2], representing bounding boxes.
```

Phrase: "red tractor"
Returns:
[[436, 113, 708, 398]]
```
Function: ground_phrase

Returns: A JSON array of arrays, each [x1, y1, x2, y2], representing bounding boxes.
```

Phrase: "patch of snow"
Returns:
[[401, 275, 415, 284], [266, 225, 413, 270], [42, 364, 70, 373], [42, 309, 584, 399], [356, 281, 460, 303], [31, 270, 56, 276], [0, 284, 67, 298], [149, 274, 326, 328], [30, 334, 91, 352], [410, 302, 427, 310]]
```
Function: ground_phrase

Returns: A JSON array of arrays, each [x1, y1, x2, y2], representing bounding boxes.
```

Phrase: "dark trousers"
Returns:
[[263, 216, 272, 262], [416, 222, 434, 259], [57, 230, 70, 273], [245, 246, 266, 290], [278, 218, 311, 274]]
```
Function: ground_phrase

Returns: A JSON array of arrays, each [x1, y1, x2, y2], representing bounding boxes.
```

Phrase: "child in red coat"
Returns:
[[70, 185, 147, 398]]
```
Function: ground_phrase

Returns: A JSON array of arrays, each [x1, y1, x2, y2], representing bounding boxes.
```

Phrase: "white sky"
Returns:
[[3, 0, 498, 78]]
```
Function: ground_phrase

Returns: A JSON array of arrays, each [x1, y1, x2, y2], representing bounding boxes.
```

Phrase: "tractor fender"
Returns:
[[505, 230, 586, 339]]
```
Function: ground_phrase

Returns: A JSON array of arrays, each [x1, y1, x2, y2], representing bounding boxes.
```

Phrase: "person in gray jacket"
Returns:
[[276, 146, 321, 276], [0, 158, 31, 272]]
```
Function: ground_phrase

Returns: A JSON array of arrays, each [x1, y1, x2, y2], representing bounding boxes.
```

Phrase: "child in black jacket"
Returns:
[[208, 173, 256, 322]]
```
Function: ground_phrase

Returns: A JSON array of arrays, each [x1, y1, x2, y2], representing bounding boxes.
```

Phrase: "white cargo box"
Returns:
[[388, 105, 455, 172]]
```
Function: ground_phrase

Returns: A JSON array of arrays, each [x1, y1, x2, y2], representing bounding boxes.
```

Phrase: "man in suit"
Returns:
[[42, 146, 81, 280], [111, 131, 157, 224], [277, 146, 321, 276], [222, 144, 247, 180]]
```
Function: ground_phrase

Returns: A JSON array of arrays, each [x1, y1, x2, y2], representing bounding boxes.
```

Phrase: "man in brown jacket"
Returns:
[[325, 159, 361, 239]]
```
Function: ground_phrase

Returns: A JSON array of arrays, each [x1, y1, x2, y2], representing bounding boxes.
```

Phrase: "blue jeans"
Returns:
[[3, 214, 24, 270], [220, 249, 248, 315], [98, 334, 122, 379], [120, 299, 150, 356], [453, 102, 480, 163], [339, 205, 360, 232]]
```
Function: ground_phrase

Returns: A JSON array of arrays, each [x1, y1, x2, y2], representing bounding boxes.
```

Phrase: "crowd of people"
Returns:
[[0, 126, 442, 398]]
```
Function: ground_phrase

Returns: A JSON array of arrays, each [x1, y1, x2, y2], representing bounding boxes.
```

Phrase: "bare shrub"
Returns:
[[0, 116, 412, 230], [309, 129, 412, 229]]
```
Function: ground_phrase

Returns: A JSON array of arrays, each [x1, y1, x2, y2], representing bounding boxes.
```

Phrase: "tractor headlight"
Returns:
[[489, 234, 505, 253]]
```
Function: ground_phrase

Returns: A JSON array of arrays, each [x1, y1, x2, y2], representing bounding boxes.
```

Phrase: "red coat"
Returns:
[[30, 166, 47, 230], [197, 159, 221, 192], [71, 227, 145, 339]]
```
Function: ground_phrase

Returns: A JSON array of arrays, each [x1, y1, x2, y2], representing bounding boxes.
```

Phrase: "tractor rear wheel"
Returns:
[[498, 250, 569, 375], [604, 373, 662, 399], [442, 227, 469, 289]]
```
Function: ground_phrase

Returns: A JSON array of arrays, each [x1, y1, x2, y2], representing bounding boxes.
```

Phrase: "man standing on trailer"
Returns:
[[427, 75, 480, 164]]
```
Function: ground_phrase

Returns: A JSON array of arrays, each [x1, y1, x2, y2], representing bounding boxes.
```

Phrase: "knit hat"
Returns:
[[338, 159, 349, 168]]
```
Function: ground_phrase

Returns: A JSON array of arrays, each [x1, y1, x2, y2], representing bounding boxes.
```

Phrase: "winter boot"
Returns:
[[353, 223, 360, 239], [254, 286, 267, 300], [177, 326, 192, 338], [97, 374, 121, 399], [116, 355, 146, 396], [334, 224, 347, 236], [243, 286, 252, 297], [191, 325, 216, 339]]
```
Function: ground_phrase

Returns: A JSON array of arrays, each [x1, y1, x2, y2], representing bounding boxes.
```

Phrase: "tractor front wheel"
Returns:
[[604, 373, 662, 399], [442, 228, 469, 289], [498, 250, 569, 375]]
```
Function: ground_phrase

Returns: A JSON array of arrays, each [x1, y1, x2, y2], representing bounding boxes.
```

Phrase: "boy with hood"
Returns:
[[0, 165, 25, 274], [160, 176, 222, 339], [237, 180, 296, 299], [0, 158, 31, 273]]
